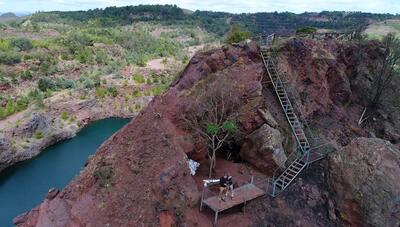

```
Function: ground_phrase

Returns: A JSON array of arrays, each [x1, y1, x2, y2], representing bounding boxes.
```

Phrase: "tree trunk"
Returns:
[[208, 157, 213, 178]]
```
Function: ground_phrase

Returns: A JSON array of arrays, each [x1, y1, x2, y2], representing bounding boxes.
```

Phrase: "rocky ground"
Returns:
[[0, 59, 182, 172], [14, 38, 400, 226]]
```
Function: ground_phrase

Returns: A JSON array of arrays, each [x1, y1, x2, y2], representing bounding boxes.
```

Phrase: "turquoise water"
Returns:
[[0, 118, 130, 227]]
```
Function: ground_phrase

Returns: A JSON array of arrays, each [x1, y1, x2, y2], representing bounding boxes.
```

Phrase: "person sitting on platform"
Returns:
[[219, 173, 234, 202], [226, 175, 234, 199]]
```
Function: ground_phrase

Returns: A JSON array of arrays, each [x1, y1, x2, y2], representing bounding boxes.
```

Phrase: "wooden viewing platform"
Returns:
[[200, 183, 266, 226]]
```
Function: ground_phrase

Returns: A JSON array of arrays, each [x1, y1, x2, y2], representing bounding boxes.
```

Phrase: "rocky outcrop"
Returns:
[[14, 38, 400, 226], [240, 123, 287, 175], [328, 137, 400, 227], [16, 42, 266, 226], [0, 94, 152, 173], [14, 113, 49, 138]]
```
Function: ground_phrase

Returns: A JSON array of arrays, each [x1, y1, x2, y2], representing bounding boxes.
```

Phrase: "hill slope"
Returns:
[[14, 37, 400, 226]]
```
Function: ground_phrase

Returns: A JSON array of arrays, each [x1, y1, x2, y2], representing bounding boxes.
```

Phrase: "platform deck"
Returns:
[[203, 184, 265, 212]]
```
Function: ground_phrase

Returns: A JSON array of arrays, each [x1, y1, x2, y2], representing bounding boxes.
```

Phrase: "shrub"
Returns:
[[93, 165, 113, 188], [132, 90, 141, 97], [95, 87, 107, 98], [225, 25, 251, 44], [80, 77, 95, 89], [38, 78, 56, 91], [76, 48, 93, 63], [34, 131, 43, 139], [60, 111, 69, 120], [182, 55, 189, 64], [20, 70, 33, 80], [132, 73, 145, 84], [151, 85, 166, 96], [0, 51, 21, 65], [107, 86, 118, 97], [39, 61, 51, 76], [0, 39, 11, 51], [56, 78, 75, 89], [94, 50, 108, 64], [92, 74, 101, 87], [153, 77, 159, 83], [296, 26, 317, 34], [10, 38, 33, 51]]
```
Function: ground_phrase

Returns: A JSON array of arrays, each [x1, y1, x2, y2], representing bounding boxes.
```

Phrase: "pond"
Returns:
[[0, 118, 131, 227]]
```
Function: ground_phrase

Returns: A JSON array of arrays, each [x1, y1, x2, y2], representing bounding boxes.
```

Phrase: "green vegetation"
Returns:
[[107, 86, 118, 97], [132, 74, 145, 84], [0, 88, 48, 118], [10, 38, 33, 51], [365, 20, 400, 39], [95, 86, 118, 98], [60, 111, 69, 120], [38, 78, 56, 92], [93, 165, 113, 188], [34, 131, 43, 140], [95, 87, 108, 99], [0, 4, 396, 121], [0, 51, 21, 65], [20, 70, 33, 80], [225, 25, 251, 44], [296, 26, 317, 34]]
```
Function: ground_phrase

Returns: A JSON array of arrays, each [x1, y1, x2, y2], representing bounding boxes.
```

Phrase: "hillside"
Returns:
[[14, 35, 400, 226], [0, 9, 219, 172], [27, 5, 395, 36], [0, 12, 19, 23], [365, 19, 400, 39]]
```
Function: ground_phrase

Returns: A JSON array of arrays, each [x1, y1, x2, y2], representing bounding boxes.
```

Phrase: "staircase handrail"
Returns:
[[265, 56, 311, 154]]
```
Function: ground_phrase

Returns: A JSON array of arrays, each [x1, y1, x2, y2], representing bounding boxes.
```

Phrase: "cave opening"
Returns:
[[217, 141, 243, 163]]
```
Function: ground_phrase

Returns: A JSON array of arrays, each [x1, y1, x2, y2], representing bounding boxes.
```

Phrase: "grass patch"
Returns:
[[34, 131, 43, 139], [132, 73, 145, 84]]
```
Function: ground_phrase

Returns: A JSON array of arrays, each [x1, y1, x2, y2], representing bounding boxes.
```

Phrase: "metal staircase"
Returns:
[[259, 34, 325, 196]]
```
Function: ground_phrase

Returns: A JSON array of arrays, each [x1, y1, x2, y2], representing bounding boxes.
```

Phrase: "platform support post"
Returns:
[[214, 211, 219, 226], [200, 187, 205, 211]]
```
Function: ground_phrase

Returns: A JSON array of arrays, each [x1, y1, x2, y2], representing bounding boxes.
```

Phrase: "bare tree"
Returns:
[[359, 33, 400, 125], [370, 33, 400, 107], [184, 77, 240, 177]]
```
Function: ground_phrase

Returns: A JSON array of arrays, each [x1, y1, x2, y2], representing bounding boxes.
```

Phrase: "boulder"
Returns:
[[328, 137, 400, 227], [258, 109, 278, 128], [240, 124, 287, 175]]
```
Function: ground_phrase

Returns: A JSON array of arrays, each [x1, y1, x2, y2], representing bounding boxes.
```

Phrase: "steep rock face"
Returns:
[[15, 113, 49, 138], [17, 42, 266, 226], [240, 123, 287, 174], [328, 137, 400, 227], [276, 38, 400, 149], [0, 112, 77, 172]]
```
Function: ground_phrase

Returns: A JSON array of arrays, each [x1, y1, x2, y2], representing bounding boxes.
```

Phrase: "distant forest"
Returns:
[[29, 4, 395, 36]]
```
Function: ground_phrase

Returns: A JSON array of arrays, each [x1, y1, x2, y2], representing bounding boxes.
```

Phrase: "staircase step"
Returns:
[[288, 168, 298, 175], [282, 169, 296, 178], [290, 165, 301, 172], [275, 181, 284, 189]]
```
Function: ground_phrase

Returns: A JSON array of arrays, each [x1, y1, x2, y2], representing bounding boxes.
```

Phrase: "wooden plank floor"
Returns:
[[203, 184, 265, 212]]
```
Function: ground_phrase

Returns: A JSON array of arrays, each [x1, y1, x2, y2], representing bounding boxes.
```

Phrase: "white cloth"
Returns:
[[187, 159, 200, 176]]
